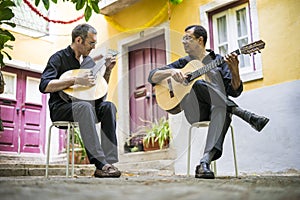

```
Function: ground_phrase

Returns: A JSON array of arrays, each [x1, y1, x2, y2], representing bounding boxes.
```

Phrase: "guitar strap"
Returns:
[[202, 49, 216, 64], [80, 56, 96, 69]]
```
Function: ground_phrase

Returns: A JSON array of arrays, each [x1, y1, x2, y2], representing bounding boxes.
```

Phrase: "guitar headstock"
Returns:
[[240, 40, 265, 55], [107, 49, 119, 57]]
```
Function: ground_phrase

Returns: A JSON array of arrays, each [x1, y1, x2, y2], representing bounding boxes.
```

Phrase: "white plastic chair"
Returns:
[[187, 121, 238, 177], [45, 121, 79, 178]]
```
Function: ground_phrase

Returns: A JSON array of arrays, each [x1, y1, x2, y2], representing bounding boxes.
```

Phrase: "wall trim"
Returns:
[[117, 22, 170, 154]]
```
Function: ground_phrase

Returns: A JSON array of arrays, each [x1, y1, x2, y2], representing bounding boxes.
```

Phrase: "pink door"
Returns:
[[0, 67, 46, 154], [129, 35, 168, 134]]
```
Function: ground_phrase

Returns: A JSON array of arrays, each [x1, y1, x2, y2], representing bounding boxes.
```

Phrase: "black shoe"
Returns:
[[195, 162, 215, 179], [94, 164, 121, 178], [250, 115, 270, 132]]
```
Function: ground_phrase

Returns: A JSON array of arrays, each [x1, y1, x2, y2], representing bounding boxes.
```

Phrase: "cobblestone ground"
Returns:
[[0, 175, 299, 200]]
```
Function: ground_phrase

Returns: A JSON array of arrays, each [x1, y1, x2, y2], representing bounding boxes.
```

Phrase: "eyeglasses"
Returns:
[[182, 35, 197, 42], [81, 36, 97, 47], [87, 41, 97, 47]]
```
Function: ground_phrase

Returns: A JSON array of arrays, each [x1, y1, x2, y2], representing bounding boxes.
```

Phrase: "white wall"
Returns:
[[172, 80, 300, 176]]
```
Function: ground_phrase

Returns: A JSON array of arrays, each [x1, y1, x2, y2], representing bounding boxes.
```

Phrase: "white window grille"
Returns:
[[10, 0, 49, 35], [212, 3, 252, 73], [200, 0, 263, 82]]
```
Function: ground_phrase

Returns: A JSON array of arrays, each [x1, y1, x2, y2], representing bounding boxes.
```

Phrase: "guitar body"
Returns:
[[154, 40, 266, 114], [155, 60, 203, 113], [60, 69, 108, 101]]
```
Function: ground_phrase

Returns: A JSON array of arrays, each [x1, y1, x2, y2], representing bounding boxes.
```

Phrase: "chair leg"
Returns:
[[187, 125, 193, 176], [66, 123, 71, 177], [71, 123, 75, 177], [230, 125, 238, 178], [211, 161, 217, 176], [45, 124, 55, 178]]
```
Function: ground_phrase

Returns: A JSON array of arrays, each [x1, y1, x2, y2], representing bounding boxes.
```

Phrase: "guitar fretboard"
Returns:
[[187, 49, 241, 82], [91, 59, 106, 76]]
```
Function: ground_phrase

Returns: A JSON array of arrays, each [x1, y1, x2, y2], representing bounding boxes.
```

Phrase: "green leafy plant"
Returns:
[[170, 0, 183, 5], [0, 0, 16, 67], [143, 116, 171, 149], [70, 127, 87, 161], [35, 0, 101, 21]]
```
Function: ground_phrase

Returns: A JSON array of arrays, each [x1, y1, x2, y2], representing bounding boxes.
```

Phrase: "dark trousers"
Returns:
[[50, 100, 118, 168], [181, 80, 233, 162]]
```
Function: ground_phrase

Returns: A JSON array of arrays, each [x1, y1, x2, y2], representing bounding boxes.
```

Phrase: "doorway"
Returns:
[[128, 34, 168, 135], [0, 66, 46, 154]]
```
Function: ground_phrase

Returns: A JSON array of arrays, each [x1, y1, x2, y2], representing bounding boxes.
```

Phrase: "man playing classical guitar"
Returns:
[[39, 23, 121, 178], [148, 25, 269, 179]]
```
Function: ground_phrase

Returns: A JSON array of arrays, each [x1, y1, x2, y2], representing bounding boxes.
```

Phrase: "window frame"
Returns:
[[212, 3, 253, 74], [199, 0, 263, 82], [0, 71, 17, 100]]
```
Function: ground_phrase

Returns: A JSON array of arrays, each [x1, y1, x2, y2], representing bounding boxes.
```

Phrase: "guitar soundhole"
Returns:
[[185, 73, 192, 83]]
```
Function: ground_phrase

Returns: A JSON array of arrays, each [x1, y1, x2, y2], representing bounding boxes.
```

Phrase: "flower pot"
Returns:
[[143, 138, 169, 151], [69, 149, 89, 164]]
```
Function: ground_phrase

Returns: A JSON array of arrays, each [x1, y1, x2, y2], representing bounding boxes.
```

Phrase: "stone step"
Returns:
[[0, 164, 95, 177], [0, 160, 175, 177]]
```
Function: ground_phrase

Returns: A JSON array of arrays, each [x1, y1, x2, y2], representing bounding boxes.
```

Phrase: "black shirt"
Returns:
[[39, 45, 82, 110]]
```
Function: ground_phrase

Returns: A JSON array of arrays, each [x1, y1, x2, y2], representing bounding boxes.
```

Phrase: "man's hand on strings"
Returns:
[[170, 68, 187, 84], [225, 52, 241, 90], [224, 53, 239, 75], [75, 70, 95, 87], [105, 55, 117, 71]]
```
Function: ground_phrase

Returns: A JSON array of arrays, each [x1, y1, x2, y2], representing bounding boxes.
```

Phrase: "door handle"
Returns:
[[134, 89, 147, 99], [146, 92, 151, 100], [16, 107, 20, 114], [22, 108, 26, 114]]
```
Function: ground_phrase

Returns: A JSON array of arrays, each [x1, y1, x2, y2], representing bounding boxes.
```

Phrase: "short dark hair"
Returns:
[[72, 23, 97, 43], [185, 25, 207, 45]]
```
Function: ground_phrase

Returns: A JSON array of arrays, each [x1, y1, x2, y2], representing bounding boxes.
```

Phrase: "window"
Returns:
[[200, 0, 263, 82], [10, 0, 49, 35], [0, 72, 17, 100], [26, 77, 42, 105], [212, 4, 251, 72]]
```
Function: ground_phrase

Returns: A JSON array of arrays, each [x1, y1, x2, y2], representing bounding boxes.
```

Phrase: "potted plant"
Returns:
[[124, 134, 145, 153], [143, 117, 171, 151], [69, 127, 89, 164]]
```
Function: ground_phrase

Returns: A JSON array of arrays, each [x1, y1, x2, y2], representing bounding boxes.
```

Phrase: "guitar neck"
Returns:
[[188, 49, 241, 82], [91, 59, 106, 76], [90, 49, 119, 76]]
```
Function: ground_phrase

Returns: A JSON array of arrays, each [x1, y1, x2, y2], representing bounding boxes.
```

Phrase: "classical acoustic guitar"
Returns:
[[154, 40, 266, 114], [59, 49, 118, 101]]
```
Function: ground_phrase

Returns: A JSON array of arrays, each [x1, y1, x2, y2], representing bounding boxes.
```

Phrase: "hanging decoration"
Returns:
[[170, 0, 183, 5], [105, 1, 170, 32], [23, 0, 84, 24], [105, 0, 184, 32]]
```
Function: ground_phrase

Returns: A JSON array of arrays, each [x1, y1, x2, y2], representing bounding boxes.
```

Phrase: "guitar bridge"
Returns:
[[167, 78, 174, 98]]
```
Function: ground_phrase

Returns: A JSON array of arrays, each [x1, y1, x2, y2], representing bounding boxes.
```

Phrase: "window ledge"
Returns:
[[100, 0, 140, 16], [241, 70, 263, 83]]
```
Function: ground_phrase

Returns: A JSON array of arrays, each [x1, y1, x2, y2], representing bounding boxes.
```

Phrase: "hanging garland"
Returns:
[[105, 0, 184, 32], [23, 0, 84, 24], [105, 1, 170, 32]]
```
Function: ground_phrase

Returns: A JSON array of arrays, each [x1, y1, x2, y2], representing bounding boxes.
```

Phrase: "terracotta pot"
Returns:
[[69, 150, 89, 164], [143, 139, 169, 151]]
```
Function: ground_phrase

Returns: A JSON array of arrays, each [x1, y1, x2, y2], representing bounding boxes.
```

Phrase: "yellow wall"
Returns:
[[103, 0, 300, 91], [252, 0, 300, 90], [7, 0, 300, 98]]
